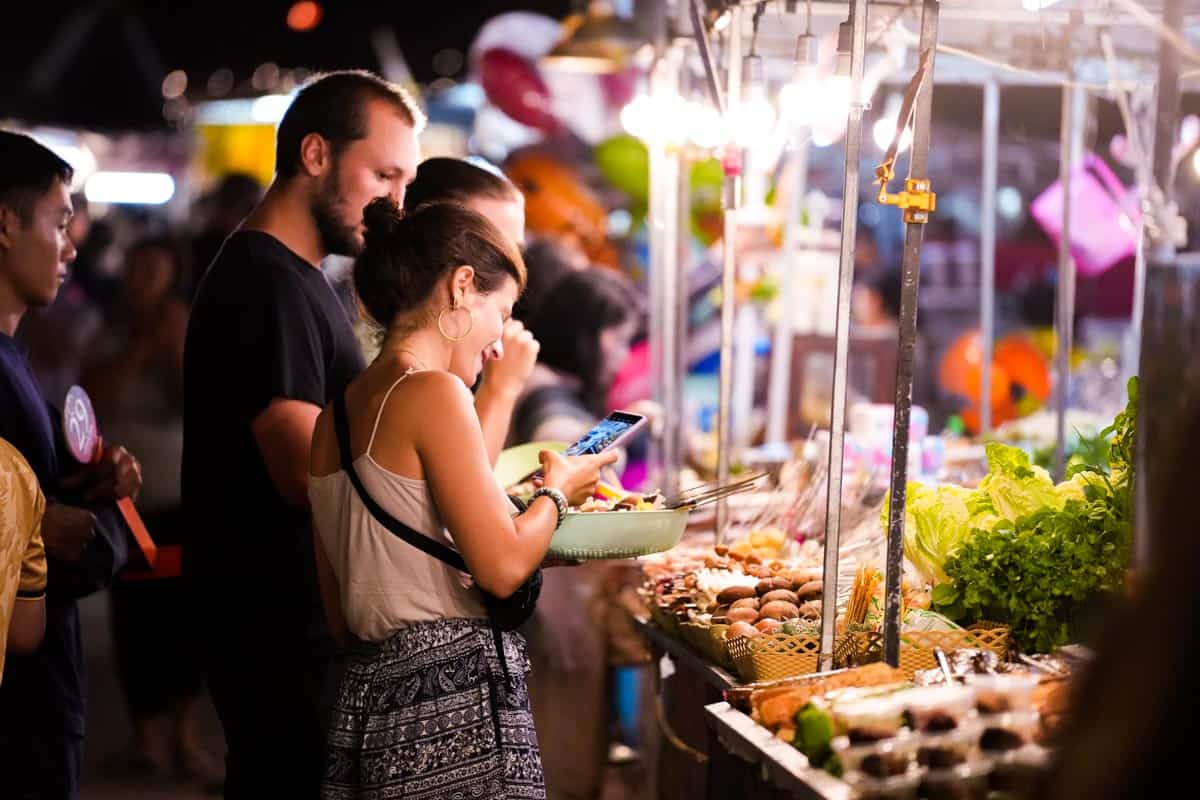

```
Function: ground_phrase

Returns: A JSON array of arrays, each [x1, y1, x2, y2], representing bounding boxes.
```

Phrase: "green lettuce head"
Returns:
[[979, 443, 1066, 520]]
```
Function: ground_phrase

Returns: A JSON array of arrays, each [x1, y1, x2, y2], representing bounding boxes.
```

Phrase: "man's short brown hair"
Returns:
[[274, 70, 424, 181]]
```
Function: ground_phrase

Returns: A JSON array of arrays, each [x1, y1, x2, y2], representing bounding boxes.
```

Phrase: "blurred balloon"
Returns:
[[543, 68, 615, 144], [594, 134, 648, 206], [479, 48, 559, 133], [994, 335, 1051, 404], [689, 158, 724, 245], [939, 329, 1051, 434], [469, 12, 562, 63], [505, 151, 619, 268], [600, 68, 639, 109]]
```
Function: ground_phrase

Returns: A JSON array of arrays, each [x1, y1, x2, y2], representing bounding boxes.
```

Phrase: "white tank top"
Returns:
[[308, 371, 488, 642]]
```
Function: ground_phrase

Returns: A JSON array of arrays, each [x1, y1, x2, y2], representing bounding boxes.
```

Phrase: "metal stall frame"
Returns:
[[818, 0, 870, 670], [879, 0, 941, 667], [715, 5, 744, 543]]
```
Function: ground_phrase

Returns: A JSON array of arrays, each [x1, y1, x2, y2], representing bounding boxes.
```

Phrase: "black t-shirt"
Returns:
[[182, 231, 364, 622]]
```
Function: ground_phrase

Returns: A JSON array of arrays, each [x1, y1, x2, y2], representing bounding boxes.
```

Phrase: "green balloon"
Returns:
[[689, 157, 724, 210], [595, 135, 649, 204]]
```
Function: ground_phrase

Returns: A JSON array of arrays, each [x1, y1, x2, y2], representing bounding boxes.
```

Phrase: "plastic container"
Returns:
[[965, 673, 1041, 714], [978, 710, 1041, 753], [843, 767, 926, 800], [915, 721, 983, 770], [919, 760, 995, 800], [832, 731, 919, 779], [988, 745, 1051, 795], [899, 685, 978, 733], [831, 695, 907, 743]]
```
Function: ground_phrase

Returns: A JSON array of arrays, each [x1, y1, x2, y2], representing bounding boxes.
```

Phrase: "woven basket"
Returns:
[[678, 622, 737, 671], [843, 624, 1012, 678], [726, 633, 826, 682], [649, 602, 681, 639]]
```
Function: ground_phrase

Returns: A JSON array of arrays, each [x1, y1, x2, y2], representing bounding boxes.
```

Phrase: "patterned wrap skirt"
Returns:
[[322, 618, 545, 799]]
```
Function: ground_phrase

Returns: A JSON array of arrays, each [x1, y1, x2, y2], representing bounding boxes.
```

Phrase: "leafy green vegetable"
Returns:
[[882, 483, 972, 586], [932, 378, 1138, 653], [793, 702, 835, 768], [978, 443, 1066, 520]]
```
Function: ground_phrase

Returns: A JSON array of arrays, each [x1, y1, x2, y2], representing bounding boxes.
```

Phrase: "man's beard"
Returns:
[[311, 163, 361, 258]]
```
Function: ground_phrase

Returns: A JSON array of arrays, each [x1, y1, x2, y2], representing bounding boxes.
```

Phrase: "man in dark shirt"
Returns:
[[182, 71, 423, 799], [0, 131, 142, 799]]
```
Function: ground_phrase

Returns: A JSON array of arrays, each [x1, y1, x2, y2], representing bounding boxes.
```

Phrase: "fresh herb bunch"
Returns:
[[932, 378, 1137, 653]]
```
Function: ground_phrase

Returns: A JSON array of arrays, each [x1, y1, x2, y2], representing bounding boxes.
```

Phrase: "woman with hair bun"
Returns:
[[308, 198, 614, 799]]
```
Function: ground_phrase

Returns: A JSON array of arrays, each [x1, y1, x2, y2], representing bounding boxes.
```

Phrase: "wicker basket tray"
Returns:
[[648, 602, 681, 640], [726, 633, 826, 682], [844, 624, 1012, 678], [678, 621, 737, 671]]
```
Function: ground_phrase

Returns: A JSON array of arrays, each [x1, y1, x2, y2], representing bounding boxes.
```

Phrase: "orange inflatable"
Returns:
[[939, 329, 1051, 434], [504, 151, 619, 268]]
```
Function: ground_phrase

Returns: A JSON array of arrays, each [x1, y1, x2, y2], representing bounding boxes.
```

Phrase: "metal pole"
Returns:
[[1136, 0, 1185, 568], [766, 135, 811, 444], [715, 6, 743, 544], [819, 0, 869, 672], [661, 47, 685, 501], [882, 0, 940, 670], [979, 78, 999, 435], [647, 121, 667, 489], [668, 147, 691, 502], [1054, 83, 1088, 481]]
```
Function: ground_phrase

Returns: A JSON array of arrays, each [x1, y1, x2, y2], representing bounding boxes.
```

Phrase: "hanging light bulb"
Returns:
[[621, 91, 689, 145], [779, 32, 819, 126], [686, 101, 727, 148], [732, 54, 777, 149]]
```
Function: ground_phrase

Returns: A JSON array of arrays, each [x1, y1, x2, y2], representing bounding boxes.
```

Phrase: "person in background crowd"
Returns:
[[0, 437, 48, 684], [515, 266, 638, 445], [18, 192, 105, 405], [181, 70, 424, 799], [310, 198, 615, 799], [852, 268, 902, 333], [81, 237, 221, 789], [404, 156, 525, 244], [0, 130, 142, 800], [512, 238, 586, 326], [188, 173, 263, 299]]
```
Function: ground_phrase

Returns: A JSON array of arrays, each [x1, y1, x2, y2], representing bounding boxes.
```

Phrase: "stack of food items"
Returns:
[[730, 654, 1064, 799], [641, 532, 826, 669]]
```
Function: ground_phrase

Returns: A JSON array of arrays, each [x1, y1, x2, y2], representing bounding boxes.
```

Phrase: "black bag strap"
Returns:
[[331, 389, 468, 574]]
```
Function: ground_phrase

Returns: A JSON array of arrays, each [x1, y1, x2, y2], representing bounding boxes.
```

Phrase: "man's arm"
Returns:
[[476, 320, 539, 466], [8, 597, 46, 654], [252, 399, 322, 509]]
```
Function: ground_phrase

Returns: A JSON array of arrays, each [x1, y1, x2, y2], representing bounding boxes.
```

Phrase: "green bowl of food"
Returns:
[[547, 493, 689, 560]]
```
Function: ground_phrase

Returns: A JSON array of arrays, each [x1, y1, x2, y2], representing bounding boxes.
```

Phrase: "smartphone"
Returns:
[[562, 410, 648, 456], [517, 410, 647, 483]]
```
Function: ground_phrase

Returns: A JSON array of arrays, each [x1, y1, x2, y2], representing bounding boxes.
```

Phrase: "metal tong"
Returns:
[[663, 472, 767, 510]]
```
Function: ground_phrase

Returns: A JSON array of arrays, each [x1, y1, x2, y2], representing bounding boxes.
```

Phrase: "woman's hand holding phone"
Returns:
[[538, 449, 619, 506]]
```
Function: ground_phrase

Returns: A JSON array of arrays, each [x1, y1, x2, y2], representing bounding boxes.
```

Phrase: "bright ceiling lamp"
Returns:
[[1022, 0, 1065, 9], [542, 0, 648, 73], [85, 172, 175, 205]]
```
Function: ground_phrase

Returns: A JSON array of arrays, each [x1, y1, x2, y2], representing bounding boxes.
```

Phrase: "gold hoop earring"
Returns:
[[437, 306, 475, 341]]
